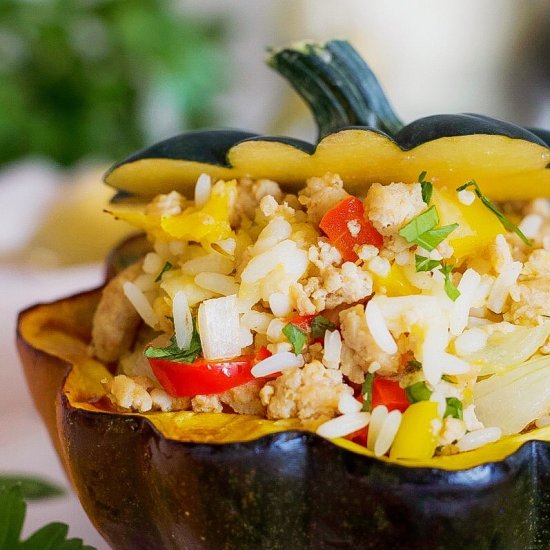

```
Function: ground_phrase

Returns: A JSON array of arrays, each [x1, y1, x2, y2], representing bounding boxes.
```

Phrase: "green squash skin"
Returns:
[[59, 398, 550, 550]]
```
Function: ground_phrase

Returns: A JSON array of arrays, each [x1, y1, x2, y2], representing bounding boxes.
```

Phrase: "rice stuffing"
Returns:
[[92, 171, 550, 460]]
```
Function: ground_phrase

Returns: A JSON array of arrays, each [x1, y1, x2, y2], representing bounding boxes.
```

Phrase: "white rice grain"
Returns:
[[487, 261, 522, 314], [456, 427, 502, 452], [252, 218, 292, 256], [181, 254, 234, 276], [143, 252, 163, 275], [241, 310, 274, 334], [316, 412, 370, 439], [251, 351, 304, 377], [337, 393, 363, 414], [241, 240, 303, 284], [213, 238, 236, 256], [457, 189, 476, 206], [367, 405, 388, 451], [123, 281, 158, 328], [450, 268, 481, 336], [374, 410, 402, 457], [365, 299, 398, 354], [173, 290, 193, 349], [323, 330, 342, 369], [518, 213, 543, 239], [194, 272, 239, 296], [269, 292, 292, 317], [194, 173, 212, 208]]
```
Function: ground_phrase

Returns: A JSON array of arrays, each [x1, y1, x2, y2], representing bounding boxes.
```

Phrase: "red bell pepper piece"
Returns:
[[319, 196, 383, 262], [149, 348, 272, 397], [371, 378, 409, 413]]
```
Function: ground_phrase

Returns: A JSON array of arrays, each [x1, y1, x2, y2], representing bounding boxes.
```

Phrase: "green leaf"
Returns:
[[20, 522, 96, 550], [310, 315, 336, 339], [0, 476, 64, 501], [282, 323, 308, 355], [0, 485, 25, 550], [444, 397, 463, 420], [456, 180, 531, 246], [405, 381, 432, 403], [399, 205, 439, 242], [399, 206, 458, 252], [415, 254, 441, 272], [144, 322, 202, 363], [361, 373, 375, 412], [440, 262, 461, 301], [154, 261, 173, 282], [418, 171, 433, 204]]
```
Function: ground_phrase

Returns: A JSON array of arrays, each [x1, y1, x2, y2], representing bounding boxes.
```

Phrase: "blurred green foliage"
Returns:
[[0, 0, 226, 166]]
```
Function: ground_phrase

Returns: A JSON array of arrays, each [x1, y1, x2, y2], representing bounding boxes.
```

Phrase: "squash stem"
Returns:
[[267, 40, 404, 139]]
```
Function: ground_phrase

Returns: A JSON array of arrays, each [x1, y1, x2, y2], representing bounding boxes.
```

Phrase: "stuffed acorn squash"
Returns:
[[17, 40, 550, 550]]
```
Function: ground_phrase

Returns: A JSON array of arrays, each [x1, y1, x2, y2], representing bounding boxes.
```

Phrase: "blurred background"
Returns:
[[1, 1, 549, 548]]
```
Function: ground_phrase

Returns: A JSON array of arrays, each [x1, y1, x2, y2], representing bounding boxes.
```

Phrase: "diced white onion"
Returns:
[[173, 290, 193, 349], [454, 328, 488, 356], [316, 412, 370, 439], [122, 281, 158, 328], [194, 173, 212, 208], [457, 189, 476, 206], [251, 351, 304, 377], [456, 427, 502, 452], [197, 294, 241, 360], [365, 299, 398, 354]]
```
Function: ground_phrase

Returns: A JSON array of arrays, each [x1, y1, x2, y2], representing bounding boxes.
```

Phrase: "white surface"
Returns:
[[0, 263, 109, 549]]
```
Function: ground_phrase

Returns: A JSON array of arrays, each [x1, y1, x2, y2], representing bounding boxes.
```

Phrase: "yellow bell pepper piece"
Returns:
[[389, 401, 440, 460], [373, 263, 420, 297], [161, 180, 236, 248], [431, 185, 503, 259]]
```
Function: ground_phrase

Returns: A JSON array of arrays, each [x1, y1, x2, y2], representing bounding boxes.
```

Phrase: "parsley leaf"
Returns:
[[0, 483, 96, 550], [361, 373, 375, 412], [440, 262, 460, 301], [283, 322, 308, 355], [456, 180, 531, 246], [405, 381, 432, 403], [310, 314, 336, 339], [444, 397, 464, 420], [418, 171, 433, 204], [415, 254, 441, 272], [0, 476, 63, 500], [154, 261, 173, 282], [144, 322, 202, 363], [398, 206, 458, 252]]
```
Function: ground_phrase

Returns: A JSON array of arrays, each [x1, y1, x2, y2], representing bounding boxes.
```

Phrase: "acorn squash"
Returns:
[[17, 40, 550, 549]]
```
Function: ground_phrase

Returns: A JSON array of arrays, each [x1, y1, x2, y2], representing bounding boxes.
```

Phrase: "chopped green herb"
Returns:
[[440, 262, 461, 301], [0, 476, 64, 501], [399, 206, 458, 252], [418, 171, 433, 204], [415, 254, 441, 272], [361, 373, 375, 412], [405, 359, 423, 372], [0, 483, 96, 549], [282, 322, 308, 355], [144, 322, 202, 363], [405, 381, 432, 403], [444, 397, 463, 420], [310, 314, 336, 339], [456, 180, 531, 246], [155, 261, 173, 282], [399, 205, 439, 241]]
